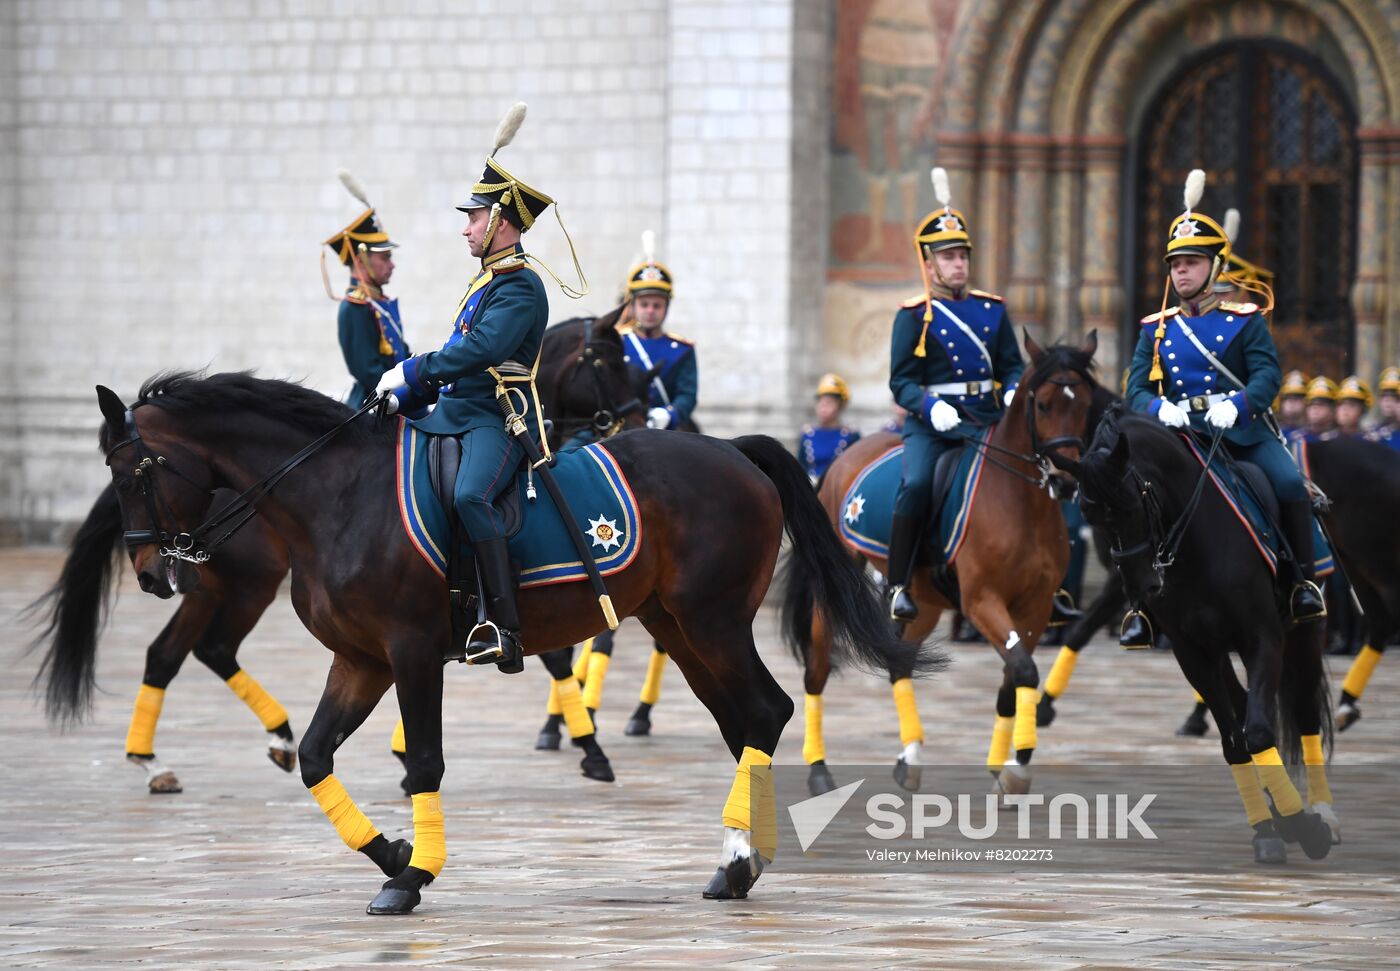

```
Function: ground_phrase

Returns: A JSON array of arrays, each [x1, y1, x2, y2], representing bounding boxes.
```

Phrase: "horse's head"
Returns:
[[1020, 329, 1098, 498], [550, 306, 653, 440], [97, 384, 214, 599], [1064, 416, 1165, 604]]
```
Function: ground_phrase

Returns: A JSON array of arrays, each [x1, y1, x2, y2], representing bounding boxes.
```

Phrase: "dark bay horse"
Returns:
[[784, 334, 1097, 797], [31, 310, 651, 794], [94, 371, 938, 913], [1065, 409, 1336, 863]]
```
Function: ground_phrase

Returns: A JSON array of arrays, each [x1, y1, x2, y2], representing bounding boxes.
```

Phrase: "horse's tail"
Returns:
[[24, 483, 125, 725], [732, 435, 945, 677]]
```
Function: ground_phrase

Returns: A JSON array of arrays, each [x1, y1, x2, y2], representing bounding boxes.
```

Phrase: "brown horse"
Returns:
[[784, 333, 1097, 796], [92, 371, 938, 913]]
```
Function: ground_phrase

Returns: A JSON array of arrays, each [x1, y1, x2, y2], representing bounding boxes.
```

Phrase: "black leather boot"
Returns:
[[885, 513, 923, 622], [1279, 500, 1326, 623], [1118, 609, 1154, 650], [1048, 588, 1083, 628], [464, 537, 525, 673]]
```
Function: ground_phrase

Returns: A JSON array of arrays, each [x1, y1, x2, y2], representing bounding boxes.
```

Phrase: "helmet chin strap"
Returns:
[[480, 203, 503, 256]]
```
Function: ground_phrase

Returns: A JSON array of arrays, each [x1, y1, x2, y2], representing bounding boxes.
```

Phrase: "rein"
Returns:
[[1110, 427, 1225, 573], [962, 372, 1090, 492], [548, 318, 645, 441], [105, 395, 383, 564]]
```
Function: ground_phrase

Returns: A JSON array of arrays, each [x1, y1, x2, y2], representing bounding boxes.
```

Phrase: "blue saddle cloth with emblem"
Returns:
[[1180, 434, 1333, 578], [394, 419, 641, 588], [837, 427, 994, 562]]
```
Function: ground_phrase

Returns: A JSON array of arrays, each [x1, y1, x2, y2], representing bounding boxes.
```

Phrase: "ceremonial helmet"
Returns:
[[1338, 376, 1374, 409], [815, 373, 851, 405], [1279, 370, 1309, 399], [1378, 366, 1400, 397], [1163, 169, 1231, 282], [624, 229, 674, 302], [914, 166, 972, 259], [1305, 376, 1339, 403], [324, 170, 398, 267]]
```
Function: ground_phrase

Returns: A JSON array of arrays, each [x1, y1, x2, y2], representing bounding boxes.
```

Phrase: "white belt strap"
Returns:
[[1177, 391, 1232, 413], [931, 300, 996, 374], [1174, 317, 1246, 393], [927, 379, 993, 396], [624, 331, 671, 406]]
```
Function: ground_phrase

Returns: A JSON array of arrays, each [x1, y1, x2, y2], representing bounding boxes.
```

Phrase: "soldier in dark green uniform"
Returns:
[[324, 172, 410, 408], [378, 104, 586, 672]]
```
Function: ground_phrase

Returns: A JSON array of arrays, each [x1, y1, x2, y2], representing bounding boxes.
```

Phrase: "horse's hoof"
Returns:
[[1036, 694, 1057, 728], [1296, 812, 1334, 860], [808, 761, 836, 797], [366, 886, 421, 915], [580, 752, 615, 783], [1314, 802, 1342, 845], [1175, 711, 1209, 737], [893, 755, 922, 793], [995, 760, 1031, 796], [1252, 823, 1288, 864], [535, 728, 562, 751], [1336, 702, 1361, 732], [267, 740, 297, 773], [148, 771, 182, 794], [701, 854, 763, 900], [624, 705, 652, 737]]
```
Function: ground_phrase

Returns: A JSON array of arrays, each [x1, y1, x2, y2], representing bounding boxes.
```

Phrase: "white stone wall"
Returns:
[[0, 1, 20, 542]]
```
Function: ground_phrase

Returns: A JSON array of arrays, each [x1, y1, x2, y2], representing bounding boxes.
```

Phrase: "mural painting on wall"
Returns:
[[829, 0, 960, 285]]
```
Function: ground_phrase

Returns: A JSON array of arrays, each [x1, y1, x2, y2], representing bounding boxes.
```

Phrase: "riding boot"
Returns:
[[1048, 588, 1083, 628], [1279, 499, 1326, 623], [464, 537, 526, 673], [885, 513, 923, 622], [1119, 609, 1154, 650]]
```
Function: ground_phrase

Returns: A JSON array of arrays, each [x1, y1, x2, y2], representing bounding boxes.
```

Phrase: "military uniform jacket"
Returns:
[[798, 424, 861, 481], [338, 281, 409, 408], [1126, 301, 1280, 447], [621, 327, 697, 427], [403, 244, 549, 436], [889, 290, 1023, 436]]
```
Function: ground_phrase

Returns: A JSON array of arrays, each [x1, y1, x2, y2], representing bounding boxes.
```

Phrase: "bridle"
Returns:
[[967, 368, 1092, 495], [104, 397, 379, 566], [1106, 427, 1224, 576], [549, 319, 646, 441]]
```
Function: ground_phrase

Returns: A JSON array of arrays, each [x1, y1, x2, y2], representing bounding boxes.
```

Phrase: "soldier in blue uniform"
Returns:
[[1297, 377, 1339, 443], [1126, 169, 1324, 622], [797, 373, 861, 483], [1276, 370, 1309, 439], [1369, 367, 1400, 450], [377, 103, 586, 671], [1335, 376, 1374, 438], [323, 172, 410, 408], [886, 167, 1024, 621], [619, 231, 697, 431]]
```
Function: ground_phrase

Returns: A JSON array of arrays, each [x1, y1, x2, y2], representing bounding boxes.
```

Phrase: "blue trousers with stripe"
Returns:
[[452, 427, 523, 542]]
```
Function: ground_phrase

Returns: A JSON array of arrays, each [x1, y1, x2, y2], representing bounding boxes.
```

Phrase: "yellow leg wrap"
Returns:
[[722, 747, 776, 859], [639, 649, 667, 706], [309, 774, 380, 851], [1302, 734, 1333, 806], [1252, 747, 1304, 816], [555, 676, 594, 738], [987, 715, 1014, 770], [1192, 689, 1205, 705], [1012, 686, 1038, 753], [1230, 763, 1272, 826], [1042, 646, 1078, 699], [1342, 644, 1383, 700], [572, 639, 593, 684], [407, 791, 446, 877], [582, 650, 610, 711], [546, 679, 562, 716], [225, 669, 289, 731], [390, 718, 406, 756], [125, 684, 165, 756], [802, 693, 826, 765], [892, 678, 924, 745]]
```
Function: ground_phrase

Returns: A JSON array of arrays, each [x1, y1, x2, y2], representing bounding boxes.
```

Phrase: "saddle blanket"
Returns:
[[837, 427, 994, 562], [1180, 434, 1333, 578], [395, 419, 642, 588]]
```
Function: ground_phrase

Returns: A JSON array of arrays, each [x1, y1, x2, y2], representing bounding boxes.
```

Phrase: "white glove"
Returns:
[[1205, 398, 1238, 429], [375, 362, 406, 394], [382, 392, 400, 416], [1156, 399, 1189, 428], [929, 398, 961, 433], [647, 406, 672, 429], [1003, 387, 1016, 407]]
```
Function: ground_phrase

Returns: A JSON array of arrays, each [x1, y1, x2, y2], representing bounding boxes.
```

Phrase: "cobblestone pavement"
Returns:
[[2, 548, 1396, 969]]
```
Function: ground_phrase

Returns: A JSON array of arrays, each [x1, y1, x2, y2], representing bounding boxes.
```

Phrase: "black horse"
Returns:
[[29, 309, 653, 794], [1061, 408, 1336, 864]]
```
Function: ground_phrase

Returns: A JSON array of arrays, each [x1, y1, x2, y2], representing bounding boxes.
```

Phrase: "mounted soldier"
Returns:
[[619, 231, 698, 432], [1276, 369, 1309, 439], [797, 373, 861, 484], [1125, 168, 1324, 624], [885, 166, 1024, 622], [1335, 376, 1374, 438], [376, 103, 588, 672], [324, 172, 409, 408], [1298, 376, 1340, 443]]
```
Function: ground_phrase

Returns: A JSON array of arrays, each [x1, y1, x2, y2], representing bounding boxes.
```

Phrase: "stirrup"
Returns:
[[1289, 580, 1327, 623], [1118, 610, 1154, 650], [464, 621, 521, 668], [888, 584, 918, 622], [1047, 588, 1082, 628]]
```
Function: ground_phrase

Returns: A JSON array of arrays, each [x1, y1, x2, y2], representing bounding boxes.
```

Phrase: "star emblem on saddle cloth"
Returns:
[[587, 515, 624, 552], [1174, 218, 1201, 239], [844, 493, 866, 525]]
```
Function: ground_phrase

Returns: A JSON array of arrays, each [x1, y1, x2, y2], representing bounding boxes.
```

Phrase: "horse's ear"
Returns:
[[1079, 328, 1098, 359], [1023, 328, 1045, 365], [593, 303, 625, 336], [96, 385, 127, 433], [1107, 427, 1130, 469]]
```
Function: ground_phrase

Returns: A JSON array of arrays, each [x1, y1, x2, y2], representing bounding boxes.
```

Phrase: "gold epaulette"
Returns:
[[1219, 300, 1259, 314], [969, 288, 1004, 303], [666, 331, 694, 346], [1140, 307, 1180, 326], [900, 292, 928, 309], [343, 287, 368, 305], [491, 255, 529, 274]]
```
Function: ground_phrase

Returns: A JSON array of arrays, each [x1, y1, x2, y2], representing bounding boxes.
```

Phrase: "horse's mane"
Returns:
[[1079, 404, 1183, 503], [106, 371, 387, 449], [1022, 341, 1098, 392]]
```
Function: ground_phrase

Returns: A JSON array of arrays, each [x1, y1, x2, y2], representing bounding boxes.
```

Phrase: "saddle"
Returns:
[[425, 434, 527, 659]]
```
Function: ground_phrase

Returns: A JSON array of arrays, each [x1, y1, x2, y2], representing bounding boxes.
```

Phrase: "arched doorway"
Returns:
[[1134, 41, 1358, 376]]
